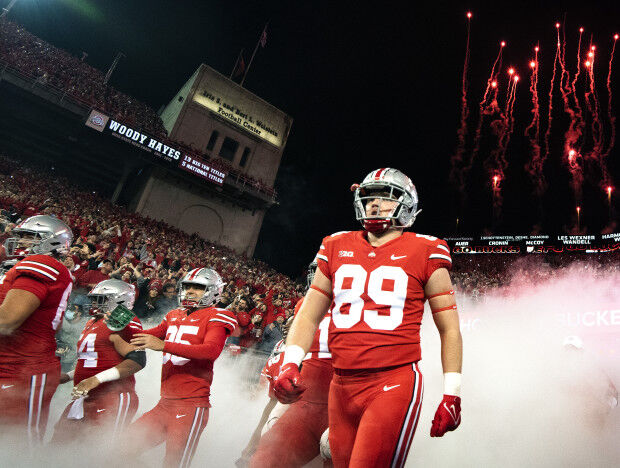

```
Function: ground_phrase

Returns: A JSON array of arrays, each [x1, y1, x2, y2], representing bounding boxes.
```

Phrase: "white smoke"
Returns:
[[411, 260, 620, 467], [3, 261, 619, 467]]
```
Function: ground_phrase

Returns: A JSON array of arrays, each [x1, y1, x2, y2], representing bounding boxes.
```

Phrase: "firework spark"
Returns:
[[450, 11, 474, 193]]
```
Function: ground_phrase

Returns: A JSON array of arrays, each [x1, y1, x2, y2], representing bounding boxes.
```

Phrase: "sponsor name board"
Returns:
[[85, 111, 227, 185]]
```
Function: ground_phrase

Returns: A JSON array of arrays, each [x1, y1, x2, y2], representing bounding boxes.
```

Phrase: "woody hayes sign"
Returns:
[[107, 119, 181, 161], [85, 110, 227, 186]]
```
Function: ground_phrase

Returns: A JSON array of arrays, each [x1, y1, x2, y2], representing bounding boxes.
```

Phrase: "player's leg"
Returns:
[[49, 399, 84, 445], [0, 372, 59, 445], [327, 376, 363, 468], [118, 399, 168, 462], [108, 391, 140, 440], [163, 405, 209, 468], [250, 401, 328, 468], [348, 363, 424, 468]]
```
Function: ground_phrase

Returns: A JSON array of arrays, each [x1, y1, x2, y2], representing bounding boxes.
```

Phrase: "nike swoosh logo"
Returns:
[[97, 409, 106, 413], [390, 255, 406, 260], [2, 384, 14, 389], [443, 403, 460, 425], [383, 384, 400, 391], [176, 414, 187, 419]]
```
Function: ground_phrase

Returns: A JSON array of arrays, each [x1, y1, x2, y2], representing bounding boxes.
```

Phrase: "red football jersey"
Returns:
[[74, 316, 143, 395], [260, 343, 285, 398], [0, 255, 73, 376], [148, 307, 237, 407], [293, 298, 332, 361], [315, 231, 452, 370]]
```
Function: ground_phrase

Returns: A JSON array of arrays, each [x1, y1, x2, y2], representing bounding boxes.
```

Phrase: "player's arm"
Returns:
[[273, 268, 332, 404], [424, 267, 463, 437], [0, 288, 41, 335], [130, 325, 229, 360], [425, 268, 462, 374], [139, 319, 168, 339], [285, 267, 332, 358], [237, 397, 279, 466], [72, 358, 144, 400]]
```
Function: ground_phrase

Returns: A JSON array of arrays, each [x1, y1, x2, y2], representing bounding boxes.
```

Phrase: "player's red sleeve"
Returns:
[[425, 239, 453, 282], [14, 258, 60, 284], [11, 275, 49, 302], [162, 326, 228, 360], [315, 237, 331, 279], [208, 310, 238, 335], [124, 317, 143, 339], [141, 318, 167, 339]]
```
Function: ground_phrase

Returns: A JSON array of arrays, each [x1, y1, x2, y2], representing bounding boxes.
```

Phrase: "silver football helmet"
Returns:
[[4, 215, 73, 258], [352, 168, 421, 233], [178, 268, 224, 308], [306, 258, 318, 290], [88, 279, 136, 316]]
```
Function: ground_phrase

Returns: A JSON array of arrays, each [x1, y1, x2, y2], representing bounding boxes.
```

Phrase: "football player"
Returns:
[[274, 168, 463, 468], [236, 338, 287, 467], [51, 279, 145, 444], [250, 259, 334, 468], [0, 215, 74, 445], [124, 268, 237, 468]]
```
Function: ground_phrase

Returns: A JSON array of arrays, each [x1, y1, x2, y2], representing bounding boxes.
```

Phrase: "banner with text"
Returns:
[[85, 111, 227, 186], [445, 233, 620, 254]]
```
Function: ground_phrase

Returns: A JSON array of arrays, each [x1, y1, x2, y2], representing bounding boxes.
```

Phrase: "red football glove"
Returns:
[[273, 363, 306, 404], [430, 395, 461, 437]]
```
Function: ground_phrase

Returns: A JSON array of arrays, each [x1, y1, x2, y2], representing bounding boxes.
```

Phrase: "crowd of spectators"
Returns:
[[0, 154, 303, 360], [0, 20, 167, 137], [450, 251, 620, 300], [0, 20, 276, 198]]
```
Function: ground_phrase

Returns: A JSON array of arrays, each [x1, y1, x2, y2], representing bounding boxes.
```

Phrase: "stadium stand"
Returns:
[[0, 20, 276, 198], [0, 154, 302, 346]]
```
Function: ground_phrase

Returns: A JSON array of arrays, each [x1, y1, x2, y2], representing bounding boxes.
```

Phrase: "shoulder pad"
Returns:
[[14, 257, 62, 283]]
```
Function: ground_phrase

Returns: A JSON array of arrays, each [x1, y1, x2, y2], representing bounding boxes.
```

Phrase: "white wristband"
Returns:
[[94, 367, 121, 384], [444, 372, 462, 397], [281, 345, 305, 367], [66, 369, 75, 379]]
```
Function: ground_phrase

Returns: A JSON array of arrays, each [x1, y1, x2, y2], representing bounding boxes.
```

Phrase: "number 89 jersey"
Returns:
[[316, 231, 452, 370]]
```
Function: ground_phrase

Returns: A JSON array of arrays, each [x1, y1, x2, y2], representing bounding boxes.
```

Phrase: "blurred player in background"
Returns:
[[123, 267, 237, 468], [236, 338, 287, 467], [51, 279, 145, 444], [249, 259, 333, 468], [562, 335, 618, 431], [0, 215, 73, 445], [275, 168, 463, 467]]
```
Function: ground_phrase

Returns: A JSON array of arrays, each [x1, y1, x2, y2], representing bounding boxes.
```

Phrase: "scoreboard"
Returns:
[[446, 233, 620, 254]]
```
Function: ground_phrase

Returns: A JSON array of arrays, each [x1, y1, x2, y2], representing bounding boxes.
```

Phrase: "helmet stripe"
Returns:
[[375, 168, 387, 180]]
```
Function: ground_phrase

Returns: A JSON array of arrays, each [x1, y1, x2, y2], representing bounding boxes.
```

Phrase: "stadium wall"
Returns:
[[164, 65, 292, 188], [134, 168, 265, 255]]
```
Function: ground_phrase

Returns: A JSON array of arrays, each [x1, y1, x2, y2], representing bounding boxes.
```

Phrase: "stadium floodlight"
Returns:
[[0, 0, 19, 19]]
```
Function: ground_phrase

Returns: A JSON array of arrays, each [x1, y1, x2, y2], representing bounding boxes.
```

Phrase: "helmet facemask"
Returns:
[[88, 294, 112, 317], [306, 260, 318, 290], [4, 230, 45, 258], [177, 268, 225, 309], [353, 183, 416, 233], [178, 282, 221, 308]]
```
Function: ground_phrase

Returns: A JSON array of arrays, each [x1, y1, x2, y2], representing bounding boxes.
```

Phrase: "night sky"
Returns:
[[7, 0, 620, 277]]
